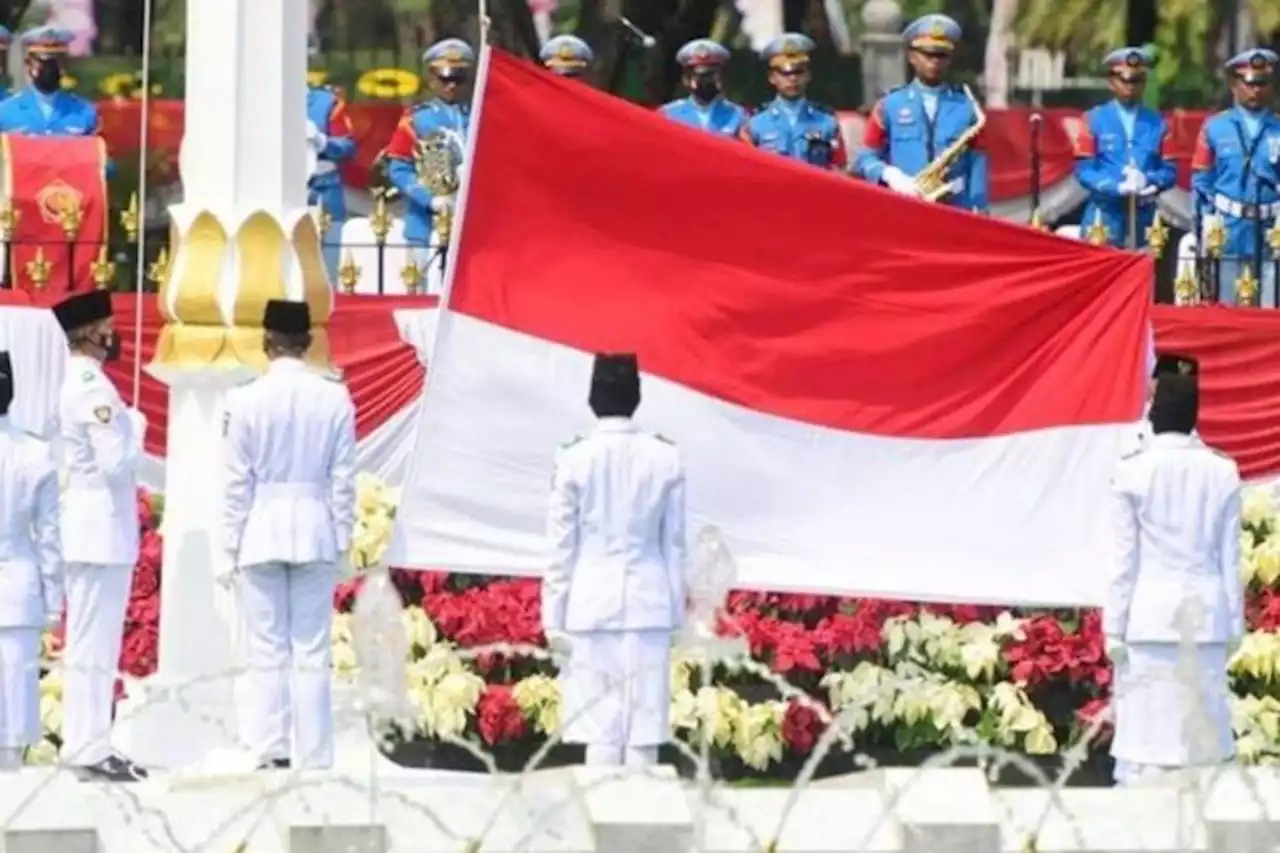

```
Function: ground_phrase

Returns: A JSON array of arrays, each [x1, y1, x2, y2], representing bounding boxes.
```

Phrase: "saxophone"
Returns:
[[414, 130, 463, 245], [913, 84, 987, 203]]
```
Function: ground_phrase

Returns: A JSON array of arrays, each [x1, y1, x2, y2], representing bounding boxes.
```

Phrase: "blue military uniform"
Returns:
[[540, 35, 593, 77], [741, 34, 844, 169], [306, 37, 356, 281], [0, 28, 99, 137], [1191, 48, 1280, 307], [660, 40, 748, 137], [1074, 48, 1178, 249], [384, 39, 473, 249], [855, 15, 988, 212]]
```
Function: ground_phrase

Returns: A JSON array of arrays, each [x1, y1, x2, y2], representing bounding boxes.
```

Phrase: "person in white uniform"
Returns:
[[51, 291, 148, 782], [0, 352, 62, 770], [221, 299, 357, 771], [1106, 354, 1243, 785], [543, 353, 688, 769]]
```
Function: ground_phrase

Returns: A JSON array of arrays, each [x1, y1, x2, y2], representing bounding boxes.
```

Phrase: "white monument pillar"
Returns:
[[112, 0, 332, 770]]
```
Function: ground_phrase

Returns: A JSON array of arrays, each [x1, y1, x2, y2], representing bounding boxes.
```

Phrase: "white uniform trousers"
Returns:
[[236, 561, 336, 769], [0, 627, 41, 754], [561, 629, 671, 768], [61, 563, 133, 767], [1111, 643, 1235, 785]]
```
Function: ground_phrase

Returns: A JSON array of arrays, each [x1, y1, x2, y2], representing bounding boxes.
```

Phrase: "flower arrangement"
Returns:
[[307, 70, 330, 89], [98, 71, 163, 100], [28, 476, 1280, 776], [356, 69, 420, 100]]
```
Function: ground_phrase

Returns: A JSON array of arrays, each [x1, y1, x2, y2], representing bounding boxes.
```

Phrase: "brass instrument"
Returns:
[[913, 84, 987, 203], [414, 130, 462, 246]]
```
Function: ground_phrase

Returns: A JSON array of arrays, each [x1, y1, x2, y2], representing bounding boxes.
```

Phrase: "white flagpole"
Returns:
[[131, 0, 156, 405]]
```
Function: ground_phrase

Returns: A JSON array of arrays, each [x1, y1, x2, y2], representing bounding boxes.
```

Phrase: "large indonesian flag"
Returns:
[[390, 50, 1154, 607]]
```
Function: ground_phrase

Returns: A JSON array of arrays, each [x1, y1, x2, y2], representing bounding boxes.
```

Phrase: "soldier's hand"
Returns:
[[881, 166, 919, 197], [1104, 636, 1128, 666], [430, 196, 454, 213]]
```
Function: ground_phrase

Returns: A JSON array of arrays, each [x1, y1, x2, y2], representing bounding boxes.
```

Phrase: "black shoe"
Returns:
[[77, 755, 147, 782], [256, 757, 290, 771]]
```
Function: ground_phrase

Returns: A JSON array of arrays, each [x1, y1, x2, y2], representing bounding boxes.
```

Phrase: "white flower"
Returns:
[[39, 693, 61, 736], [23, 738, 57, 766], [401, 606, 438, 654], [1243, 487, 1275, 530], [734, 701, 785, 770], [512, 675, 561, 734]]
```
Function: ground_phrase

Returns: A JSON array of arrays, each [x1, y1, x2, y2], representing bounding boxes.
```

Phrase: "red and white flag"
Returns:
[[389, 50, 1154, 607]]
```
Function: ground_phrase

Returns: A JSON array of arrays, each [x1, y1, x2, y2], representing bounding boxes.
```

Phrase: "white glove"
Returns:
[[1140, 184, 1160, 198], [1105, 636, 1128, 666], [881, 166, 919, 197], [215, 555, 238, 591], [545, 629, 572, 661], [42, 593, 62, 627], [429, 196, 454, 213], [311, 131, 329, 153], [1121, 165, 1148, 195]]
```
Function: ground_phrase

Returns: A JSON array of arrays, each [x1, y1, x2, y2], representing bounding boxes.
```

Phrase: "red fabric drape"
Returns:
[[91, 99, 1211, 202], [1153, 305, 1280, 481], [0, 292, 433, 455]]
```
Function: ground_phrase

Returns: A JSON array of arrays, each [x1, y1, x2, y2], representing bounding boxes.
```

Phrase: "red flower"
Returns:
[[119, 624, 158, 677], [129, 532, 162, 600], [334, 575, 366, 611], [1075, 697, 1113, 744], [136, 488, 156, 530], [781, 699, 827, 753], [476, 684, 527, 745]]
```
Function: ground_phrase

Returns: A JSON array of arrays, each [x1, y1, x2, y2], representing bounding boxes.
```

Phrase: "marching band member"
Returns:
[[660, 39, 748, 137], [306, 36, 357, 283], [740, 33, 845, 170], [52, 291, 148, 782], [383, 38, 473, 268], [544, 354, 688, 769], [1073, 47, 1177, 249], [0, 28, 12, 94], [855, 14, 988, 212], [0, 353, 61, 772], [1106, 354, 1242, 785], [1191, 49, 1280, 307], [540, 34, 593, 78], [0, 28, 99, 137], [222, 300, 356, 771]]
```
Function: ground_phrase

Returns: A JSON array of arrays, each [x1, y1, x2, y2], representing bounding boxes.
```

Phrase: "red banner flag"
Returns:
[[2, 134, 109, 293]]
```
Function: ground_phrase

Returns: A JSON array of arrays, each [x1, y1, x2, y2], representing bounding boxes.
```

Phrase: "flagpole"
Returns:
[[131, 0, 156, 405]]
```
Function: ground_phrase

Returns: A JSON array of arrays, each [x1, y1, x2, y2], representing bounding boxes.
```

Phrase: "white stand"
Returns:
[[113, 372, 253, 769]]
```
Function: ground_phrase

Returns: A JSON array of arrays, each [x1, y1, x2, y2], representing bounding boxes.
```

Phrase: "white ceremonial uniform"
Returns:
[[1106, 432, 1243, 784], [58, 352, 144, 767], [223, 357, 357, 769], [543, 417, 687, 767], [0, 417, 60, 768]]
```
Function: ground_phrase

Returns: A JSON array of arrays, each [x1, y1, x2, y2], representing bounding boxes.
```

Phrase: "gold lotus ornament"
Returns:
[[146, 247, 170, 288], [357, 68, 420, 100], [90, 247, 116, 289], [1145, 211, 1169, 258], [338, 252, 360, 294], [1236, 265, 1260, 306], [400, 258, 423, 294], [25, 248, 51, 291], [1173, 265, 1199, 306], [370, 190, 392, 245], [1084, 210, 1109, 246], [0, 199, 19, 240], [58, 197, 82, 240], [1205, 216, 1227, 259], [1267, 219, 1280, 259], [120, 193, 140, 242]]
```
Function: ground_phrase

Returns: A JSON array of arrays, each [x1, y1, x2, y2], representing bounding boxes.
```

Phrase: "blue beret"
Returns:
[[1226, 48, 1277, 80], [20, 26, 72, 56], [902, 14, 962, 51], [1102, 47, 1152, 71], [762, 33, 815, 69], [676, 39, 729, 69], [423, 38, 475, 73], [540, 35, 592, 69]]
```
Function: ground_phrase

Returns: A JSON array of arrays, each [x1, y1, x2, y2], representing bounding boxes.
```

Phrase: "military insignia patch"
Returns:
[[81, 370, 95, 382], [93, 406, 112, 424]]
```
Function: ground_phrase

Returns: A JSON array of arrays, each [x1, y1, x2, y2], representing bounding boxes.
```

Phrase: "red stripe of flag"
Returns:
[[449, 50, 1152, 440]]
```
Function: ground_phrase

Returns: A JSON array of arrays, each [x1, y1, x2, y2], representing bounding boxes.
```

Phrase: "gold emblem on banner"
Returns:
[[35, 179, 84, 226]]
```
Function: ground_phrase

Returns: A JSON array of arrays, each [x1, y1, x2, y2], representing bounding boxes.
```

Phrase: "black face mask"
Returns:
[[95, 330, 121, 362], [32, 60, 62, 93], [691, 75, 720, 101]]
